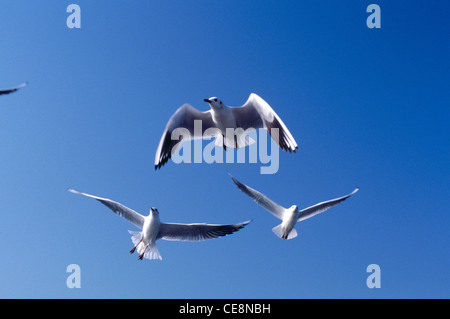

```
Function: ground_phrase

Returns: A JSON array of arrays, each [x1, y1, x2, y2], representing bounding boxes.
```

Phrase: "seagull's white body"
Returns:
[[134, 209, 162, 260], [210, 104, 236, 135], [69, 189, 251, 260], [155, 93, 298, 169], [275, 205, 301, 240], [230, 175, 358, 240]]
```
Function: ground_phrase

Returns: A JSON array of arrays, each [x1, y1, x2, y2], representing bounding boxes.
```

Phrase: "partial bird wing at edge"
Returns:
[[68, 189, 145, 229], [0, 82, 27, 96]]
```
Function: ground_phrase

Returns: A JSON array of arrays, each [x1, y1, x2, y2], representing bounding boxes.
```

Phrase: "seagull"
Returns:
[[154, 93, 298, 169], [68, 189, 251, 260], [229, 175, 358, 240], [0, 82, 27, 96]]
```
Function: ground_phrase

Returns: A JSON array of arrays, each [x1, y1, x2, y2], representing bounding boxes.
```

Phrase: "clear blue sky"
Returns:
[[0, 1, 448, 298]]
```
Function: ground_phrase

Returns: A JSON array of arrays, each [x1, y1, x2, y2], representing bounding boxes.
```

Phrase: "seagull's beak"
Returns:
[[203, 98, 211, 103]]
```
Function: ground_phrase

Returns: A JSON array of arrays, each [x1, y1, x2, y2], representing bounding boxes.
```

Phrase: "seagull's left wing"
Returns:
[[154, 103, 216, 169], [298, 188, 359, 222], [157, 220, 251, 242], [68, 189, 145, 229], [229, 174, 286, 220], [231, 93, 298, 153], [0, 82, 27, 96]]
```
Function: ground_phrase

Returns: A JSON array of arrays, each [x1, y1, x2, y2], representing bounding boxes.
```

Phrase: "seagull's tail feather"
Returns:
[[128, 230, 162, 260], [272, 224, 298, 240], [143, 244, 162, 260]]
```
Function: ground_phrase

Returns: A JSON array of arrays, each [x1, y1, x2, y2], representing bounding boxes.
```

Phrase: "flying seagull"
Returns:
[[155, 93, 298, 169], [229, 175, 358, 240], [0, 82, 27, 96], [68, 189, 251, 260]]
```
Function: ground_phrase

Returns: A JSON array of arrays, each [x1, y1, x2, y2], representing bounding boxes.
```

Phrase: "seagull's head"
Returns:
[[150, 207, 159, 216], [290, 205, 299, 212], [203, 97, 224, 110]]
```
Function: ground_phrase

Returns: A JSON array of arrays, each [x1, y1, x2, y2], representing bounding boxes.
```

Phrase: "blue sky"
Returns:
[[0, 1, 448, 298]]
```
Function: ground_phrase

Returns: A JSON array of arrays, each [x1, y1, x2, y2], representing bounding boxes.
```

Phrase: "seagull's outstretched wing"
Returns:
[[298, 188, 359, 222], [157, 220, 251, 241], [230, 175, 286, 220], [155, 103, 217, 169], [0, 82, 27, 96], [68, 189, 145, 229], [231, 93, 298, 153]]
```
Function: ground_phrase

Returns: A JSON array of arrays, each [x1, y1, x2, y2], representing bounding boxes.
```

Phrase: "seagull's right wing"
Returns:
[[0, 82, 27, 96], [68, 189, 145, 229], [231, 93, 298, 153], [230, 175, 286, 220], [154, 103, 217, 169], [298, 188, 359, 222], [157, 220, 251, 242]]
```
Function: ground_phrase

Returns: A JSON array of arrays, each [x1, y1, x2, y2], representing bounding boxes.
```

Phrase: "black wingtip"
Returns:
[[234, 220, 252, 232], [155, 157, 169, 171], [228, 174, 240, 186]]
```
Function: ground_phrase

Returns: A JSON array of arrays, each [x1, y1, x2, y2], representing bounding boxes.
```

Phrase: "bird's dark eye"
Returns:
[[214, 98, 217, 102]]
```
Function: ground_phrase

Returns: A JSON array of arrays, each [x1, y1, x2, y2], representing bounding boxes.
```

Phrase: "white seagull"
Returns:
[[230, 175, 358, 240], [0, 82, 27, 96], [68, 189, 251, 260], [155, 93, 298, 169]]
